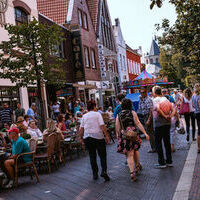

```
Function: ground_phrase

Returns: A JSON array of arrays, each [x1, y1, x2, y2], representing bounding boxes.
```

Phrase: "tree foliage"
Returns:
[[156, 0, 200, 86], [0, 18, 65, 88]]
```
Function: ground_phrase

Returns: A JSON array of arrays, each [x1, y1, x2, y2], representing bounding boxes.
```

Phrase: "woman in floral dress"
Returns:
[[115, 99, 149, 182]]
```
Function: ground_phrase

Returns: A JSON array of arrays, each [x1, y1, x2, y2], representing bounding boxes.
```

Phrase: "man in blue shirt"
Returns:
[[3, 127, 32, 188], [27, 103, 37, 122], [114, 94, 125, 119]]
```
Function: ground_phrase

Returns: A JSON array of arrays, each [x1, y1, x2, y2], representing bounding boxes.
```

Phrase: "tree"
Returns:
[[0, 19, 65, 128], [156, 0, 200, 86]]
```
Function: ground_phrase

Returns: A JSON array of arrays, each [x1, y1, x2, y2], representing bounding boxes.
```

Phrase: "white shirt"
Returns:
[[52, 104, 60, 113], [80, 111, 105, 139], [23, 120, 29, 127], [27, 127, 43, 140], [183, 97, 195, 112]]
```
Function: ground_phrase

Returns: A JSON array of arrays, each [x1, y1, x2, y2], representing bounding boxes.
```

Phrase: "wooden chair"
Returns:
[[14, 138, 40, 187], [35, 133, 57, 173]]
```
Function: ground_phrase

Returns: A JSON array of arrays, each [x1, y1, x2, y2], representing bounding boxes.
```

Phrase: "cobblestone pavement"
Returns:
[[0, 133, 190, 200], [189, 148, 200, 200]]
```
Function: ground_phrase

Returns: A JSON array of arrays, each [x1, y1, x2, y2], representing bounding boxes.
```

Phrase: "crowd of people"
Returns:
[[1, 83, 200, 187]]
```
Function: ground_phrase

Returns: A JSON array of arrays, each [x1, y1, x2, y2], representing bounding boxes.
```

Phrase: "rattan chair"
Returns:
[[35, 133, 57, 173], [14, 138, 40, 187]]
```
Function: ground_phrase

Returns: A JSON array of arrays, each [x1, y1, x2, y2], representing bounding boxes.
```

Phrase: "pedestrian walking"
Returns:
[[137, 88, 156, 153], [114, 93, 125, 119], [79, 100, 110, 181], [192, 84, 200, 153], [0, 103, 13, 127], [52, 101, 60, 120], [180, 88, 196, 142], [152, 86, 175, 168], [15, 103, 25, 122], [115, 98, 149, 182]]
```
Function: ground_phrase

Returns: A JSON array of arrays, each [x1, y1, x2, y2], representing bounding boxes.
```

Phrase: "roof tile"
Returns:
[[37, 0, 69, 24]]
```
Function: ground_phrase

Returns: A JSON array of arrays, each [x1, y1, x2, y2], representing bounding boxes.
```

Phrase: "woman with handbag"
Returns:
[[115, 99, 149, 182], [180, 88, 196, 142], [192, 84, 200, 153]]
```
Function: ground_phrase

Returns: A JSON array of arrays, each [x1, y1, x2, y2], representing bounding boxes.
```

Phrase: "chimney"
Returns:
[[115, 18, 119, 26]]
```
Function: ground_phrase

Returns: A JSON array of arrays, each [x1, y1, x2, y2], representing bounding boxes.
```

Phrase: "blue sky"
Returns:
[[107, 0, 177, 54]]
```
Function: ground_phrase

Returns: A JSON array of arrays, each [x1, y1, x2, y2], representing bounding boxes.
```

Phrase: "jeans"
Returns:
[[155, 125, 172, 165], [184, 112, 196, 138], [195, 113, 200, 136], [84, 137, 107, 175]]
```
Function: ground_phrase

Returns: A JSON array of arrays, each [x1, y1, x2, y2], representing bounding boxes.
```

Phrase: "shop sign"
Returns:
[[56, 88, 73, 97], [98, 44, 106, 78], [101, 81, 109, 89], [71, 30, 85, 82]]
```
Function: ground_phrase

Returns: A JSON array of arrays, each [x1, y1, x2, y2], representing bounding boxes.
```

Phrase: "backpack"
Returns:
[[119, 110, 137, 142]]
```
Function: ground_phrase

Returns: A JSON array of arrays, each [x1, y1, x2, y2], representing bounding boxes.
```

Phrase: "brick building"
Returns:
[[87, 0, 119, 105], [126, 44, 142, 81], [37, 0, 101, 101]]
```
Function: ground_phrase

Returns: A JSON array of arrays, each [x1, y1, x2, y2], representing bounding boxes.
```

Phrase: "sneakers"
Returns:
[[154, 164, 167, 169], [100, 172, 110, 182], [166, 163, 173, 167], [4, 180, 14, 189]]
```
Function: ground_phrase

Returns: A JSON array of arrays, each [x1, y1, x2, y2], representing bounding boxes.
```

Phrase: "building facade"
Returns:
[[87, 0, 119, 107], [126, 44, 142, 81], [0, 0, 39, 111], [37, 0, 101, 101], [113, 18, 129, 86], [145, 38, 161, 76]]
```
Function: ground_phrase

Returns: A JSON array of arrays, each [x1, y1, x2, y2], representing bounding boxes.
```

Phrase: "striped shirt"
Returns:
[[0, 108, 13, 124]]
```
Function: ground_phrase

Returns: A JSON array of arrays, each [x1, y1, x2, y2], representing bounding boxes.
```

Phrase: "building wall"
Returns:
[[113, 19, 129, 84], [69, 0, 100, 82], [126, 50, 141, 81], [0, 0, 38, 111]]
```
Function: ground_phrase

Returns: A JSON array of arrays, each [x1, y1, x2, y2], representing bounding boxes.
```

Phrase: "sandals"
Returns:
[[130, 172, 137, 182], [135, 163, 143, 175]]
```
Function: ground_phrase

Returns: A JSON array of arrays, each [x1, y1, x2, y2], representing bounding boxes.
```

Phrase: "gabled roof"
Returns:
[[86, 0, 99, 32], [149, 39, 160, 56], [37, 0, 69, 25], [126, 44, 142, 57]]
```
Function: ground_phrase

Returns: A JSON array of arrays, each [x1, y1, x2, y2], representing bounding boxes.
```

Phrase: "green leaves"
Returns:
[[0, 18, 66, 88], [157, 0, 200, 86]]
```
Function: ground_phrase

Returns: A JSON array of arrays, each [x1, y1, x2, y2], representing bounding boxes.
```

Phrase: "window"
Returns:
[[123, 56, 126, 71], [15, 7, 28, 25], [83, 12, 88, 30], [51, 42, 64, 58], [120, 54, 123, 70], [78, 9, 82, 27], [91, 49, 96, 69], [130, 60, 133, 74], [84, 47, 90, 67], [146, 59, 148, 64], [156, 58, 159, 63], [150, 58, 153, 64]]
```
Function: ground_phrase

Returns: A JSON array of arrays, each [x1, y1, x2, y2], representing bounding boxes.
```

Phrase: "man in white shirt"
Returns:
[[79, 100, 110, 181]]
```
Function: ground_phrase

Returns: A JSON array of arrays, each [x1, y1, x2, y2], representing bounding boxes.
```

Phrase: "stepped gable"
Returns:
[[37, 0, 69, 24]]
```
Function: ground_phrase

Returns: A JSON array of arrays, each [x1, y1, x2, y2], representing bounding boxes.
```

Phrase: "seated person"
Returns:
[[1, 123, 10, 132], [3, 127, 32, 188], [43, 119, 64, 162], [65, 113, 73, 129], [16, 116, 28, 138], [106, 106, 114, 119], [27, 120, 42, 140], [57, 114, 67, 132], [23, 115, 29, 128], [98, 107, 103, 114]]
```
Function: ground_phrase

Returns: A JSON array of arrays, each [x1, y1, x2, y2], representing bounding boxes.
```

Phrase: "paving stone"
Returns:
[[0, 133, 189, 200]]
